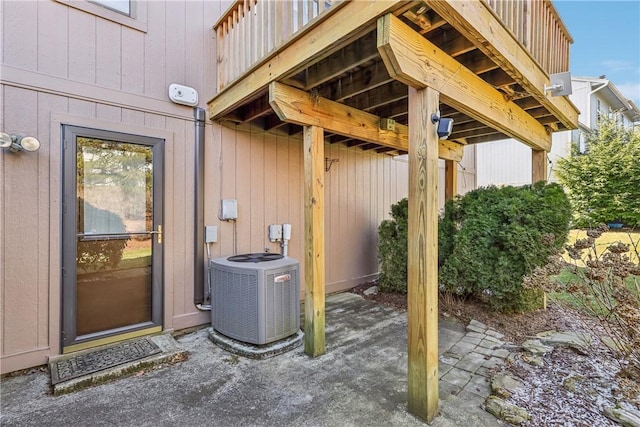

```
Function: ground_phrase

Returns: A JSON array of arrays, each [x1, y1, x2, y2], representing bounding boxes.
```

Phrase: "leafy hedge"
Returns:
[[378, 182, 572, 312], [439, 182, 572, 312], [378, 198, 408, 293]]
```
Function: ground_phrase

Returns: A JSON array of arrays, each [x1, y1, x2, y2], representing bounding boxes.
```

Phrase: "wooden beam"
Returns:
[[208, 1, 398, 119], [407, 86, 440, 423], [269, 81, 464, 161], [445, 159, 458, 201], [377, 13, 552, 152], [303, 30, 380, 89], [304, 125, 326, 357], [425, 0, 579, 130], [532, 149, 548, 183], [347, 80, 408, 112], [317, 60, 394, 102]]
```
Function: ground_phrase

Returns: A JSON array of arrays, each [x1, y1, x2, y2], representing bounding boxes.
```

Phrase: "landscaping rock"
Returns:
[[603, 405, 640, 427], [490, 372, 525, 398], [600, 336, 625, 352], [363, 286, 378, 296], [484, 396, 530, 425], [536, 330, 590, 353], [520, 353, 544, 367], [522, 339, 554, 355]]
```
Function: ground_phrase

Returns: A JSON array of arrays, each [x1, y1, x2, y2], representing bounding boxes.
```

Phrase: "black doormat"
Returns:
[[50, 338, 161, 385]]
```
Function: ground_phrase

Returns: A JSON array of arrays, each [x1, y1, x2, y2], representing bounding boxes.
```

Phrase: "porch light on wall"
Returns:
[[0, 132, 41, 153], [325, 157, 339, 172], [430, 111, 454, 140]]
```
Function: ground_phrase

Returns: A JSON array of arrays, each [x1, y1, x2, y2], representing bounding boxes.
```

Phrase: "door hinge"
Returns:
[[62, 331, 67, 340]]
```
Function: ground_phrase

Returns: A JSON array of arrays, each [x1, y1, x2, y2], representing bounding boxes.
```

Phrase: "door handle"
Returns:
[[149, 225, 163, 244]]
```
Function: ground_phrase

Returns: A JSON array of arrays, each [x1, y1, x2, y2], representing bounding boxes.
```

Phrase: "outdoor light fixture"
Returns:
[[0, 132, 41, 153], [430, 111, 454, 140]]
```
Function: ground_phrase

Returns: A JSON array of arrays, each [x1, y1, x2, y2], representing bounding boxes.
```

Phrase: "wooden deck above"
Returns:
[[209, 0, 579, 155]]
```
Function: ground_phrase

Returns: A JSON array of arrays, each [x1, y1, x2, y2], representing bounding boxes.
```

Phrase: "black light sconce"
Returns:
[[430, 111, 454, 140], [1, 132, 41, 153]]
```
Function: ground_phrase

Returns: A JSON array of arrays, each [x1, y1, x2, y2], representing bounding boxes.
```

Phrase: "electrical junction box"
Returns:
[[205, 225, 218, 243], [269, 224, 283, 241], [220, 199, 237, 220]]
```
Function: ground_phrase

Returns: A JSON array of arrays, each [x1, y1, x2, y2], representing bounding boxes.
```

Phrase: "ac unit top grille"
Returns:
[[226, 252, 284, 263]]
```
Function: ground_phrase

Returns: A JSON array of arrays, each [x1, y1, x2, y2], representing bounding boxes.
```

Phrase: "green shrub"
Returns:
[[439, 182, 572, 312], [555, 117, 640, 228], [377, 198, 408, 293]]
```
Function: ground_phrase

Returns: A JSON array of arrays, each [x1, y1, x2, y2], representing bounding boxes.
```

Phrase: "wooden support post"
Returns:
[[445, 159, 458, 202], [407, 86, 440, 422], [532, 149, 548, 183], [532, 148, 548, 309], [304, 125, 326, 357]]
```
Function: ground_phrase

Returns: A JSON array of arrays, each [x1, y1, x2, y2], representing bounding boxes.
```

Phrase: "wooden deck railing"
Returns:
[[214, 0, 337, 92], [485, 0, 572, 75], [214, 0, 572, 93]]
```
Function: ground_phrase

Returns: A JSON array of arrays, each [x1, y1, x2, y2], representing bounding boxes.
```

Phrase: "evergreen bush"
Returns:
[[439, 182, 572, 312], [377, 198, 408, 293], [377, 183, 571, 312], [555, 117, 640, 228]]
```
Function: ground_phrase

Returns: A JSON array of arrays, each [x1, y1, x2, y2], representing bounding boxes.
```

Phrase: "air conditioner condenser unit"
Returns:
[[209, 253, 300, 345]]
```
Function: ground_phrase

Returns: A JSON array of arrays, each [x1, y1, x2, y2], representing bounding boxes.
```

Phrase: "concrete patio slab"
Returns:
[[1, 292, 507, 426]]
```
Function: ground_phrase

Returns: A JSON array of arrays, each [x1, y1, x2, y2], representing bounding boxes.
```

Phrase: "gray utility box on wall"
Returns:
[[209, 253, 300, 345]]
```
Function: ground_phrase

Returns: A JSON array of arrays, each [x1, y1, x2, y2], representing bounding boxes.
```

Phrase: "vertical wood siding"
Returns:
[[1, 0, 222, 373], [1, 0, 472, 374]]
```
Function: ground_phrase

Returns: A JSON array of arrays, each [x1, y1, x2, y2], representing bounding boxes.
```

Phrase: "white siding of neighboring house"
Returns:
[[476, 78, 639, 188]]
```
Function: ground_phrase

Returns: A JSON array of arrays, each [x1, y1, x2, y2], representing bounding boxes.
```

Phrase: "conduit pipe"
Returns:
[[282, 224, 292, 256], [193, 107, 210, 311]]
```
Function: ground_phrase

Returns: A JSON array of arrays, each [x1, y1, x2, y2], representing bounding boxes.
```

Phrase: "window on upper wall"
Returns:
[[90, 0, 130, 16]]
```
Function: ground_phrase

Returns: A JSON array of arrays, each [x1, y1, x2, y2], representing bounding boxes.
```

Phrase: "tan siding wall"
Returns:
[[1, 0, 464, 374], [203, 128, 409, 296], [1, 0, 223, 373]]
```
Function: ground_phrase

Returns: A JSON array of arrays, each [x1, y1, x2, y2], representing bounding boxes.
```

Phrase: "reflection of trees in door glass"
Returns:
[[77, 200, 128, 271], [77, 138, 153, 234]]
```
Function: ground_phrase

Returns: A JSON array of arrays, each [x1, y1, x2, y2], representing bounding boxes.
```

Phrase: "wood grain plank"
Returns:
[[444, 159, 457, 201], [208, 0, 394, 118], [303, 125, 325, 357], [532, 149, 548, 183], [269, 82, 464, 161], [377, 13, 552, 152], [425, 0, 577, 129], [407, 86, 439, 422]]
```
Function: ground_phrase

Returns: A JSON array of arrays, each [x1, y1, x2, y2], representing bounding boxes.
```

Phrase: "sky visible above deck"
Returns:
[[554, 0, 640, 105]]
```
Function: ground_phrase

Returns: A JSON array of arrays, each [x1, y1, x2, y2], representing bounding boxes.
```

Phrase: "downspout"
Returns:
[[194, 107, 210, 310]]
